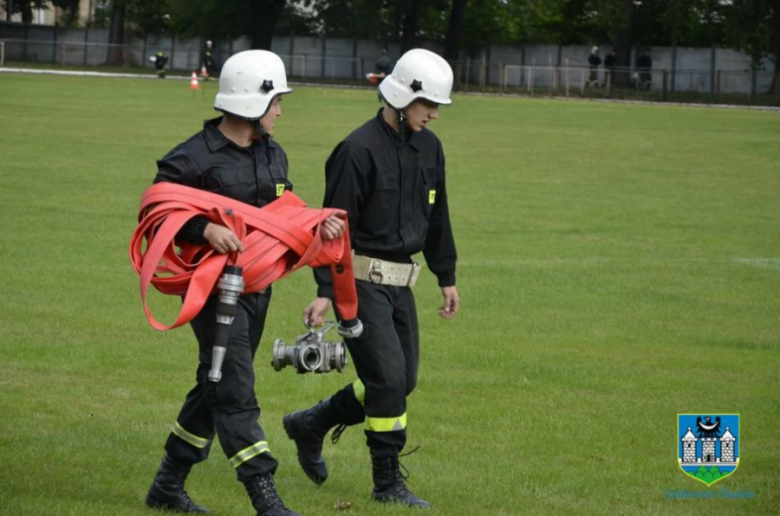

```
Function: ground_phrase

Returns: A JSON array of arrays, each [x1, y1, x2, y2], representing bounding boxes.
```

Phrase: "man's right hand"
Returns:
[[203, 223, 244, 254], [303, 297, 332, 327]]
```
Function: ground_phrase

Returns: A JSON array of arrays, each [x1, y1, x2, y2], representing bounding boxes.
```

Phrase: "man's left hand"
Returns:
[[439, 286, 460, 319], [321, 215, 346, 240]]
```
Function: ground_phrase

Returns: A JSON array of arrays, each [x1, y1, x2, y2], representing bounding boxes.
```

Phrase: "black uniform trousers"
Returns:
[[164, 289, 278, 482], [331, 280, 420, 458]]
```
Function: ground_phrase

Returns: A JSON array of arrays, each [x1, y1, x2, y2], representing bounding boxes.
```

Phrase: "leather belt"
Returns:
[[353, 254, 421, 288]]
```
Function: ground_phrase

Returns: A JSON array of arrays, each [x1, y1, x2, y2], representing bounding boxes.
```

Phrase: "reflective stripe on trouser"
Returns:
[[332, 281, 420, 456], [172, 422, 212, 449], [366, 413, 407, 432], [229, 441, 271, 468], [164, 290, 279, 481], [354, 380, 409, 433]]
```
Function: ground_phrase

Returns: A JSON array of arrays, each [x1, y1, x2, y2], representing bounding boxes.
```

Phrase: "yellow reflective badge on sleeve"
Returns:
[[276, 184, 286, 197], [429, 189, 436, 204]]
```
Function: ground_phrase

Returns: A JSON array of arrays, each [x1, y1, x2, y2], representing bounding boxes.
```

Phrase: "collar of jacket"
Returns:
[[375, 109, 421, 151], [202, 116, 272, 154]]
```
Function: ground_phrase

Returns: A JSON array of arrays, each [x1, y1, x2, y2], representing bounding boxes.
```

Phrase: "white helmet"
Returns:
[[379, 48, 453, 109], [214, 50, 293, 120]]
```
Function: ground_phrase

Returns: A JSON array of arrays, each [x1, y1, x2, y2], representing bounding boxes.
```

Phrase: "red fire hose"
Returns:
[[129, 182, 358, 331]]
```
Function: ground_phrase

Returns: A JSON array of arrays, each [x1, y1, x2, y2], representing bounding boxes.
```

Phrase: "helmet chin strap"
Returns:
[[251, 118, 273, 163], [252, 119, 267, 138], [395, 108, 407, 140]]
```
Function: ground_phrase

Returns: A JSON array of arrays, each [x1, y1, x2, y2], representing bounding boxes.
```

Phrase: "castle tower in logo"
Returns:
[[678, 414, 739, 486], [721, 428, 735, 462], [681, 428, 697, 462]]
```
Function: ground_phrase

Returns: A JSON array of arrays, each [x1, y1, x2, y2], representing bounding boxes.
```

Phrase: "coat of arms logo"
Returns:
[[678, 414, 739, 486]]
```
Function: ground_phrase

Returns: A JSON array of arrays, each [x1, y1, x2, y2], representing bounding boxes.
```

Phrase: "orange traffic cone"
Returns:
[[190, 71, 200, 90]]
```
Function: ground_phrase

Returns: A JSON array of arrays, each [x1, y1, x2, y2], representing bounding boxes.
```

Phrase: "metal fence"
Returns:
[[0, 38, 369, 83], [282, 54, 363, 82], [1, 38, 778, 106], [458, 61, 779, 106], [0, 38, 206, 71]]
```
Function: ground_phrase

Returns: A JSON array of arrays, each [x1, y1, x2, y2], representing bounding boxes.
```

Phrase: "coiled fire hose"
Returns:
[[129, 182, 362, 381]]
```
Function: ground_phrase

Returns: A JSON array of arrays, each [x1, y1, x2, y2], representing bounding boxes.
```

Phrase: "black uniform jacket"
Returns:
[[154, 117, 293, 243], [315, 110, 457, 297]]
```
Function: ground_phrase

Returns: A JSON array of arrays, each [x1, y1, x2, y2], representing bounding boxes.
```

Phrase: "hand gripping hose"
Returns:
[[129, 182, 361, 336]]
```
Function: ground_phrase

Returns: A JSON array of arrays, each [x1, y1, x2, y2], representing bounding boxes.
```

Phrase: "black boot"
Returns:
[[146, 455, 209, 513], [244, 474, 299, 516], [371, 455, 430, 508], [282, 398, 340, 484]]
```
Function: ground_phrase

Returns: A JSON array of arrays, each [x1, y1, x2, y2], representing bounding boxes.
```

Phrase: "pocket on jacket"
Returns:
[[204, 167, 254, 197]]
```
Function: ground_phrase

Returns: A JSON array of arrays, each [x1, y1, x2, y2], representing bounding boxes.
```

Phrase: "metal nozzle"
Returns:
[[208, 345, 226, 382], [208, 266, 245, 383]]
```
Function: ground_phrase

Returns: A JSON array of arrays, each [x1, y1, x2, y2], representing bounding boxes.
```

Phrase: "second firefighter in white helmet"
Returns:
[[284, 48, 461, 508]]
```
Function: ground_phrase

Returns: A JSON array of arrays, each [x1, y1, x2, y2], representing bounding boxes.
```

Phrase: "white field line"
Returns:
[[0, 67, 187, 80]]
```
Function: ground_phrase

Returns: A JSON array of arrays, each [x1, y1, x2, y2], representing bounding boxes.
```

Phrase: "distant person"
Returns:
[[152, 51, 168, 79], [200, 40, 217, 80], [375, 49, 392, 77], [372, 49, 393, 101], [604, 49, 616, 84], [636, 49, 652, 91], [587, 46, 601, 87]]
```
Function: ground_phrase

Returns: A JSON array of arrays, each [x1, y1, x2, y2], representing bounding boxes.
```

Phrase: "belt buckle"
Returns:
[[407, 262, 421, 287], [368, 260, 384, 284]]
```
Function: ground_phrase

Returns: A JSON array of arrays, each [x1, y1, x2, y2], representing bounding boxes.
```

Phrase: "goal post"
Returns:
[[0, 41, 5, 67]]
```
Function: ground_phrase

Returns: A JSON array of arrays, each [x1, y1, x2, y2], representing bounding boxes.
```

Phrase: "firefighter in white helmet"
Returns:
[[284, 48, 460, 508], [144, 50, 344, 516]]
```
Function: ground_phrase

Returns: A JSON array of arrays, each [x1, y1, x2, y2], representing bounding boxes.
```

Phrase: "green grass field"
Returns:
[[0, 72, 778, 515]]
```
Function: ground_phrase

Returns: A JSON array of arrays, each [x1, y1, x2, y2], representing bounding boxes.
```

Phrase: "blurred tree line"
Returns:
[[3, 0, 776, 72]]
